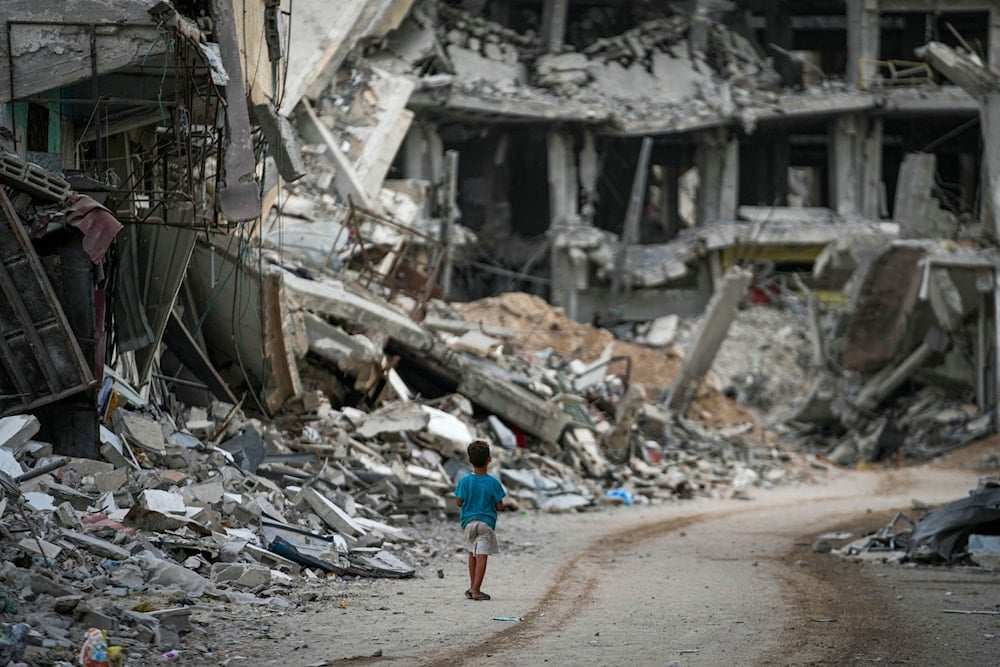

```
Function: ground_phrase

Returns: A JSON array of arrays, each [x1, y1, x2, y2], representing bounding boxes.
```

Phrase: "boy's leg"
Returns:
[[471, 554, 488, 598], [467, 552, 475, 592]]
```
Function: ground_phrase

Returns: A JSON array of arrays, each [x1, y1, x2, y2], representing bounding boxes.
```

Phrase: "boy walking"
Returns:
[[454, 439, 506, 601]]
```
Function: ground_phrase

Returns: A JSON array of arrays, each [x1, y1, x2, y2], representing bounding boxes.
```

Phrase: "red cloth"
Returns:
[[64, 194, 123, 263]]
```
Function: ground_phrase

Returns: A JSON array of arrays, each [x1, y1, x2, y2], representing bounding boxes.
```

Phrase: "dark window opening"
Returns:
[[26, 103, 49, 153]]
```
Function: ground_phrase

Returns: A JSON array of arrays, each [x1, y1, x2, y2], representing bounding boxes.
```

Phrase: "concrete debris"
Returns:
[[831, 479, 1000, 568], [3, 0, 1000, 661]]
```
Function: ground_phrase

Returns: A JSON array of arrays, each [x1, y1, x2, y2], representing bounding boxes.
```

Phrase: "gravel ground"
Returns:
[[193, 465, 998, 666]]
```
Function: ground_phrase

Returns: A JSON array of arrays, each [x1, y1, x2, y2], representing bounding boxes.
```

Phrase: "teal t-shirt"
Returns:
[[455, 472, 506, 529]]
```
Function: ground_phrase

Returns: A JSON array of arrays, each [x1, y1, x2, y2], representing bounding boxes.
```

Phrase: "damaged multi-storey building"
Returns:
[[2, 0, 1000, 463], [282, 0, 1000, 450], [0, 0, 297, 454], [1, 1, 1000, 660]]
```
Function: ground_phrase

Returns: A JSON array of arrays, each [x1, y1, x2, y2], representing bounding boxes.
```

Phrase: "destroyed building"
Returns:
[[0, 0, 999, 661], [274, 0, 1000, 456]]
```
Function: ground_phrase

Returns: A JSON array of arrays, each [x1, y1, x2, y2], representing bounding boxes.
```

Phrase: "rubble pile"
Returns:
[[825, 477, 1000, 568], [0, 252, 820, 664], [452, 291, 758, 429], [675, 301, 817, 422], [375, 0, 782, 128], [777, 242, 997, 466]]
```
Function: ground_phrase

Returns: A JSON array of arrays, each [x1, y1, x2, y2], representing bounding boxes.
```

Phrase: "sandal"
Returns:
[[464, 590, 473, 599], [472, 592, 491, 601]]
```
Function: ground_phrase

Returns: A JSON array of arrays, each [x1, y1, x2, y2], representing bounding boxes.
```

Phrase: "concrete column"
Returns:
[[403, 122, 443, 182], [579, 132, 598, 225], [546, 130, 579, 227], [995, 270, 1000, 433], [847, 0, 880, 89], [667, 266, 753, 413], [925, 41, 1000, 237], [855, 341, 937, 410], [695, 128, 739, 224], [547, 130, 585, 319], [689, 0, 710, 53], [540, 0, 569, 53], [830, 112, 882, 218], [990, 9, 1000, 73], [664, 164, 681, 240]]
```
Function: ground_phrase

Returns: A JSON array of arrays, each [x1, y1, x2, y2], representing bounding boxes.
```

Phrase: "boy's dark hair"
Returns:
[[468, 439, 491, 467]]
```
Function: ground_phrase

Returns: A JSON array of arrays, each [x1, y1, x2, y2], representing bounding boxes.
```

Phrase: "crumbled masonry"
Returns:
[[2, 0, 1000, 663]]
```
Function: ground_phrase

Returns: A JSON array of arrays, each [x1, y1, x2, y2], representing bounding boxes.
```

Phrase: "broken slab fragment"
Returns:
[[19, 537, 61, 559], [0, 415, 40, 452], [300, 487, 366, 538], [60, 530, 130, 560], [114, 410, 166, 455], [0, 449, 23, 479], [346, 549, 415, 578], [355, 402, 428, 439], [537, 493, 591, 513], [141, 489, 187, 514], [420, 406, 474, 458], [211, 562, 271, 588], [667, 266, 753, 413]]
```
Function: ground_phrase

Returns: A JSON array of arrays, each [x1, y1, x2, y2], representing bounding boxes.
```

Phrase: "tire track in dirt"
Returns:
[[756, 509, 912, 667], [421, 494, 850, 666], [419, 474, 947, 666], [419, 512, 707, 667]]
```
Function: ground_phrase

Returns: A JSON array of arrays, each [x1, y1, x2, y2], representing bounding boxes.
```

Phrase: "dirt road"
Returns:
[[213, 467, 999, 666]]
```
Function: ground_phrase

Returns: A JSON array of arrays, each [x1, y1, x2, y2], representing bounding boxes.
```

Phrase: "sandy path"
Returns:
[[213, 467, 988, 666]]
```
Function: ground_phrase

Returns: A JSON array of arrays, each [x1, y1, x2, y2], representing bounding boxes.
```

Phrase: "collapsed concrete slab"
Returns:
[[667, 266, 752, 413]]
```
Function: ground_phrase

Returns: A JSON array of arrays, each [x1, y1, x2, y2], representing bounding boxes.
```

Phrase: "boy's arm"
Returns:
[[494, 481, 506, 510], [456, 498, 463, 507]]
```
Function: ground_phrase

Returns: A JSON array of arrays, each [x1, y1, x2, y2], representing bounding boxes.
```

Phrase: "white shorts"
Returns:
[[464, 520, 500, 555]]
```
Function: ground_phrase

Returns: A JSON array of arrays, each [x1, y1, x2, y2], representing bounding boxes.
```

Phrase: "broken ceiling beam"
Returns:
[[854, 329, 949, 410], [284, 271, 430, 351], [609, 92, 877, 137], [281, 0, 416, 118], [457, 362, 572, 445], [923, 41, 1000, 236], [209, 0, 263, 223], [879, 87, 978, 114], [295, 100, 376, 210], [350, 68, 415, 200], [279, 0, 368, 117], [0, 190, 94, 417], [254, 102, 307, 183], [666, 266, 752, 414], [283, 271, 571, 443], [408, 89, 612, 124]]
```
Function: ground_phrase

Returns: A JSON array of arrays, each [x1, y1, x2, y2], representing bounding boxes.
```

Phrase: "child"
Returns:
[[454, 439, 506, 601]]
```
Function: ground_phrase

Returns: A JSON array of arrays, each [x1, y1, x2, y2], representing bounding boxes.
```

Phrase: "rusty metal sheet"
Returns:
[[0, 190, 94, 416]]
